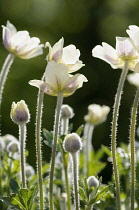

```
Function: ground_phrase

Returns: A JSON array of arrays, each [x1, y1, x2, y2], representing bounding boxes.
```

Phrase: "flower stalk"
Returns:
[[0, 53, 15, 104], [19, 123, 26, 188], [130, 87, 139, 210], [111, 60, 129, 210], [71, 152, 80, 210], [49, 91, 63, 210], [36, 89, 44, 210]]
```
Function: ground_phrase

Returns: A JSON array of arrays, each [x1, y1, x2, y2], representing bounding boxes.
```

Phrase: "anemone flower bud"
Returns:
[[11, 100, 30, 125], [63, 133, 82, 154], [87, 176, 99, 188], [2, 21, 44, 59], [7, 141, 19, 153], [61, 104, 74, 119], [25, 165, 35, 178], [45, 37, 85, 73], [84, 104, 110, 126]]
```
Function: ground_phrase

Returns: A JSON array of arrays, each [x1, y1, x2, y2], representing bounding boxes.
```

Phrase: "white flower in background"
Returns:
[[45, 38, 85, 73], [127, 72, 139, 87], [92, 37, 139, 72], [0, 137, 6, 152], [29, 61, 87, 97], [2, 134, 18, 146], [2, 21, 44, 59], [84, 104, 110, 126]]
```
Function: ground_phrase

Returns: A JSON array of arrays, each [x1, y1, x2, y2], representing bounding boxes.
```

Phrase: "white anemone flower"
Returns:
[[45, 38, 85, 73], [2, 21, 44, 59], [127, 73, 139, 87], [84, 104, 110, 125], [29, 61, 87, 97], [92, 37, 139, 72], [126, 25, 139, 52]]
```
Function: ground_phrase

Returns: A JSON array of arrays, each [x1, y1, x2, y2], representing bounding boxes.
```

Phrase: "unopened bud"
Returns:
[[61, 105, 74, 119], [7, 141, 19, 153], [26, 165, 35, 178], [11, 100, 30, 124], [87, 176, 99, 188], [63, 133, 82, 153]]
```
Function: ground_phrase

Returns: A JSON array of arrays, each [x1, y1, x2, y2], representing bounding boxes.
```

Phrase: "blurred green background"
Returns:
[[0, 0, 139, 183]]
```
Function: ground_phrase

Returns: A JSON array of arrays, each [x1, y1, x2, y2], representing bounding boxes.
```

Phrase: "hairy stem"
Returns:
[[49, 92, 63, 210], [36, 89, 44, 210], [0, 53, 15, 105], [111, 60, 129, 210], [130, 87, 139, 210], [71, 152, 80, 210], [19, 123, 26, 188]]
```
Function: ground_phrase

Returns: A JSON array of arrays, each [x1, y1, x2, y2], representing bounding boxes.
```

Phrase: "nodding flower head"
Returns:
[[2, 21, 44, 59], [7, 140, 19, 153], [92, 37, 139, 72], [87, 176, 99, 188], [11, 100, 30, 124], [29, 61, 87, 97], [45, 37, 85, 73], [63, 133, 82, 154], [84, 104, 110, 126], [61, 104, 74, 119]]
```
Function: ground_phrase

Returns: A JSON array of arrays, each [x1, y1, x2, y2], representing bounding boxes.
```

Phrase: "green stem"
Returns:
[[71, 152, 80, 210], [0, 53, 15, 104], [49, 92, 63, 210], [62, 151, 71, 210], [36, 89, 44, 210], [130, 87, 139, 210], [19, 123, 26, 188], [111, 60, 129, 210], [83, 123, 94, 177]]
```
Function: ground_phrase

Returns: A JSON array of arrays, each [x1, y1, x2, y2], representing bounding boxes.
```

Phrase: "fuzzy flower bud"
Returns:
[[7, 141, 19, 153], [61, 104, 74, 119], [11, 100, 30, 124], [87, 176, 99, 188], [63, 133, 82, 153], [25, 165, 35, 178]]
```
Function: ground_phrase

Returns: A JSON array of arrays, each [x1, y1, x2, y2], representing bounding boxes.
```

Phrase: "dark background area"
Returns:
[[0, 0, 139, 183]]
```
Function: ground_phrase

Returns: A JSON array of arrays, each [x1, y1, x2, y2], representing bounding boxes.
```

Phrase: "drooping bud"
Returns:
[[11, 100, 30, 124], [87, 176, 99, 188], [61, 105, 74, 119], [63, 133, 82, 153], [7, 141, 19, 153], [25, 165, 35, 178]]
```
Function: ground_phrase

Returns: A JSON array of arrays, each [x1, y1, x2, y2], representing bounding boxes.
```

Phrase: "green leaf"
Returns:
[[89, 185, 111, 205], [79, 187, 86, 201], [43, 128, 53, 141], [101, 145, 111, 157], [10, 179, 20, 194], [28, 186, 38, 209], [76, 125, 84, 136], [0, 194, 26, 210]]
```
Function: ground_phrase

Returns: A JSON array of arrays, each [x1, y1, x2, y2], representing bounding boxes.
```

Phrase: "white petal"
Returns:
[[29, 80, 57, 95], [67, 61, 85, 73], [92, 42, 119, 68], [45, 61, 69, 90], [126, 25, 139, 50], [24, 37, 41, 51], [45, 38, 64, 61], [18, 45, 44, 59], [6, 21, 17, 36], [127, 73, 139, 87], [62, 74, 88, 96], [62, 45, 80, 64], [116, 37, 137, 58], [11, 31, 30, 50], [2, 26, 11, 50]]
